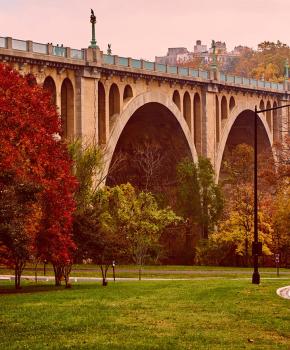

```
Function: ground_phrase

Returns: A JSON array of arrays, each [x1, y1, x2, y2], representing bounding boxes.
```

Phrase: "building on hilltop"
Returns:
[[156, 40, 241, 68], [155, 47, 188, 65]]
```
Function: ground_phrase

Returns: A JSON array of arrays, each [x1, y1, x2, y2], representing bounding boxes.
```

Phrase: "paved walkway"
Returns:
[[1, 274, 290, 283], [276, 286, 290, 300]]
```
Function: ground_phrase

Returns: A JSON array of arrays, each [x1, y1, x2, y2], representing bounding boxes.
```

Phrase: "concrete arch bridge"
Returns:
[[1, 36, 289, 187]]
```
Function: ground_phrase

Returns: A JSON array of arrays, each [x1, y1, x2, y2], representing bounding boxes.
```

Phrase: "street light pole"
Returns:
[[252, 103, 290, 284], [252, 106, 260, 284]]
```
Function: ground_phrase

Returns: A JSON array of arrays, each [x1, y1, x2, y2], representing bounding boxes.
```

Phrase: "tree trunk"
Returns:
[[14, 259, 25, 289], [100, 265, 109, 286], [34, 260, 39, 283], [63, 263, 72, 288], [53, 264, 63, 286]]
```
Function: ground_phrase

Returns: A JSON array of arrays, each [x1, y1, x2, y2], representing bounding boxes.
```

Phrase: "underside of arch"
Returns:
[[107, 102, 193, 196], [216, 109, 273, 182], [104, 92, 197, 202]]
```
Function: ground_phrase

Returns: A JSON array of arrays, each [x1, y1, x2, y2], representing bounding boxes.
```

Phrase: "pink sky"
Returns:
[[1, 0, 289, 60]]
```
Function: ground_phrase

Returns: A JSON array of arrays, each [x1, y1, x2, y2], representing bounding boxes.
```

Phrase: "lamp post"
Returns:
[[252, 102, 290, 284], [89, 9, 97, 48]]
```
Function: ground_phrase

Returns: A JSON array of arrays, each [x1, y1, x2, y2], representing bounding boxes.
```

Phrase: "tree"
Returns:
[[196, 209, 273, 266], [218, 143, 283, 266], [68, 138, 105, 212], [229, 41, 290, 81], [176, 157, 223, 240], [272, 188, 290, 266], [80, 184, 180, 283], [0, 63, 77, 288], [0, 181, 41, 288], [124, 190, 181, 280]]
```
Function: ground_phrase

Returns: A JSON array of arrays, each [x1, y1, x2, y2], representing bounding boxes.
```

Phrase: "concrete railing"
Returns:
[[0, 36, 85, 60], [0, 36, 287, 92]]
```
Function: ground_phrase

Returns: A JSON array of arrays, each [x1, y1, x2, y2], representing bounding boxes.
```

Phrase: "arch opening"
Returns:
[[218, 109, 273, 183], [221, 96, 228, 120], [109, 83, 120, 125], [43, 76, 56, 105], [60, 78, 74, 138], [194, 93, 202, 155], [173, 90, 181, 110], [216, 95, 220, 143], [183, 91, 191, 128], [229, 96, 235, 112], [123, 84, 133, 103], [98, 81, 106, 144], [106, 102, 193, 201]]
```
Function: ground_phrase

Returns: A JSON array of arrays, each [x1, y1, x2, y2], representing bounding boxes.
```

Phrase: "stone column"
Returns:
[[201, 84, 219, 164], [74, 72, 83, 137]]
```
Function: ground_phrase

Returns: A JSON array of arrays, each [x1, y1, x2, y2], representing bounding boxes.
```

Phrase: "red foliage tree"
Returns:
[[0, 63, 77, 288]]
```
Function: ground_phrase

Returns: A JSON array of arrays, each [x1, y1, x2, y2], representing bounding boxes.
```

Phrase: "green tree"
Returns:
[[68, 138, 104, 212], [125, 190, 181, 280], [177, 157, 223, 240]]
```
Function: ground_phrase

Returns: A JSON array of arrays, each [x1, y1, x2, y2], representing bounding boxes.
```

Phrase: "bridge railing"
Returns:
[[0, 37, 6, 48], [32, 42, 48, 54], [102, 54, 210, 80], [0, 36, 287, 92], [0, 36, 85, 61], [220, 71, 284, 91]]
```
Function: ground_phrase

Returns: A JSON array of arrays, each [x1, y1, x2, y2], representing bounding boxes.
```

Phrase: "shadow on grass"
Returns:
[[0, 282, 102, 295]]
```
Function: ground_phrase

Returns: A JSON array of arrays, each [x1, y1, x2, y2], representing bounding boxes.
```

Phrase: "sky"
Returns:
[[0, 0, 289, 60]]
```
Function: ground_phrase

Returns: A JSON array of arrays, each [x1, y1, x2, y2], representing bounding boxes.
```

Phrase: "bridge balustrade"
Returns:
[[0, 35, 287, 92], [52, 45, 66, 57], [235, 76, 242, 84], [156, 63, 166, 73], [226, 75, 235, 83], [143, 61, 154, 70], [167, 65, 178, 74], [131, 59, 142, 69], [0, 37, 6, 48], [190, 69, 199, 78], [71, 49, 84, 60], [199, 70, 209, 79], [12, 39, 27, 51], [32, 42, 48, 54], [103, 54, 114, 64], [119, 57, 129, 66], [179, 67, 189, 76]]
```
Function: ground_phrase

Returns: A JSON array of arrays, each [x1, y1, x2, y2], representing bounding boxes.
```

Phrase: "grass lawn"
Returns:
[[1, 264, 289, 280], [0, 279, 289, 349]]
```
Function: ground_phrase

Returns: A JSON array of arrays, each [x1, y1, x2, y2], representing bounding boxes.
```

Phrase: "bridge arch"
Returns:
[[123, 84, 133, 103], [60, 77, 74, 138], [216, 95, 220, 143], [98, 81, 106, 144], [216, 105, 273, 182], [229, 96, 235, 112], [172, 90, 181, 110], [109, 83, 120, 129], [194, 92, 202, 155], [221, 96, 228, 120], [103, 91, 198, 182], [43, 76, 56, 105], [183, 91, 191, 128]]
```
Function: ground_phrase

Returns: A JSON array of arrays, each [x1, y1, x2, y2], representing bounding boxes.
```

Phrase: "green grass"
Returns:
[[0, 279, 289, 349], [1, 264, 289, 280]]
